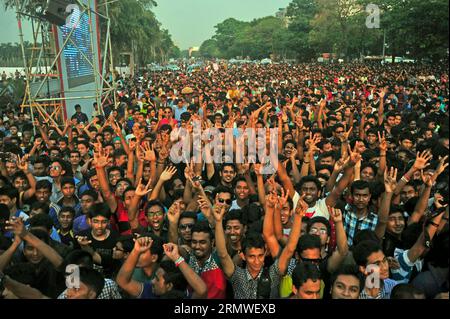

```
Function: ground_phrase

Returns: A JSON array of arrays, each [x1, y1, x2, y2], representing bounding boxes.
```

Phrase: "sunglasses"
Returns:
[[179, 223, 194, 230], [147, 211, 164, 217], [218, 198, 232, 205]]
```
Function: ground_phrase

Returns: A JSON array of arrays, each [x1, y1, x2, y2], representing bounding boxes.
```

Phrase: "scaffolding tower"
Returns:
[[14, 0, 117, 132]]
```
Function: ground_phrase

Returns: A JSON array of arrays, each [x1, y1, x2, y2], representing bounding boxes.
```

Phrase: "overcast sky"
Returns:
[[0, 0, 291, 49]]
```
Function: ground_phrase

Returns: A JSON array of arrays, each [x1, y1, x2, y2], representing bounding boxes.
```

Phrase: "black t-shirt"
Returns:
[[77, 229, 119, 277]]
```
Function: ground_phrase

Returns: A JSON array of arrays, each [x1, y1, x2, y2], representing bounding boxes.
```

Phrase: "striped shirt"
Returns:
[[359, 279, 398, 299], [391, 248, 423, 284], [343, 204, 378, 246]]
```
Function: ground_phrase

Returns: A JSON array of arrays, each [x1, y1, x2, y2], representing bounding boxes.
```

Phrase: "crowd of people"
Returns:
[[0, 60, 448, 300]]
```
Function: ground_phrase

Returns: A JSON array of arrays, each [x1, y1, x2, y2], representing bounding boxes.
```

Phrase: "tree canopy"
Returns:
[[199, 0, 449, 62]]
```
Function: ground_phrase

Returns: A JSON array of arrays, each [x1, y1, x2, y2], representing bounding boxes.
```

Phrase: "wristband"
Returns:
[[401, 176, 410, 183], [174, 256, 185, 267]]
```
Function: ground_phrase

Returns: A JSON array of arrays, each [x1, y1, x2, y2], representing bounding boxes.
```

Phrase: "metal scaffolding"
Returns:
[[14, 0, 117, 133]]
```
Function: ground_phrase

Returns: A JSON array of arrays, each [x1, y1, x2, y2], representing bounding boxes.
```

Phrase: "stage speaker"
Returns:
[[42, 0, 75, 26]]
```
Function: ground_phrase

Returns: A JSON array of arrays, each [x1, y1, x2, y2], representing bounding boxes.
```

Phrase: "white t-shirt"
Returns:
[[292, 191, 330, 220]]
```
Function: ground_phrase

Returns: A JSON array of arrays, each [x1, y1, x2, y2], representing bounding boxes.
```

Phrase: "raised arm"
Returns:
[[325, 145, 360, 207], [17, 155, 36, 203], [167, 200, 182, 244], [262, 192, 282, 259], [213, 205, 235, 278], [375, 168, 397, 239], [6, 217, 63, 269], [163, 243, 207, 299], [278, 195, 308, 275], [116, 237, 152, 298], [92, 144, 118, 213], [0, 236, 22, 271], [129, 178, 153, 230], [377, 89, 386, 126], [327, 207, 349, 273]]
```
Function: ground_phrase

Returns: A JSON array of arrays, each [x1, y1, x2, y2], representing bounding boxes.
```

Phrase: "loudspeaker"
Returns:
[[42, 0, 74, 26]]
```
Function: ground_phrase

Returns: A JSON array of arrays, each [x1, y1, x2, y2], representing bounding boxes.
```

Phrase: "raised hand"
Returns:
[[92, 145, 109, 168], [434, 155, 449, 176], [328, 206, 343, 224], [5, 217, 27, 238], [128, 140, 137, 152], [167, 200, 183, 224], [213, 204, 227, 222], [160, 166, 177, 182], [384, 167, 398, 193], [434, 193, 447, 209], [278, 188, 290, 208], [135, 178, 153, 197], [333, 157, 346, 172], [266, 191, 278, 209], [253, 163, 263, 176], [133, 236, 153, 254], [339, 126, 353, 142], [413, 151, 433, 171], [163, 243, 181, 261], [236, 158, 250, 175], [17, 154, 30, 172], [198, 195, 213, 217], [347, 144, 362, 166], [290, 148, 298, 160], [76, 236, 92, 247], [378, 130, 387, 152], [294, 194, 308, 217], [421, 170, 433, 187]]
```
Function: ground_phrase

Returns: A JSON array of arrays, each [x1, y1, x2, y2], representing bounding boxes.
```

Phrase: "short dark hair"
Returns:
[[350, 180, 371, 195], [191, 221, 213, 241], [88, 203, 111, 220], [30, 201, 49, 214], [212, 185, 233, 199], [179, 211, 197, 222], [352, 240, 383, 267], [59, 206, 76, 217], [159, 260, 187, 292], [80, 189, 98, 201], [61, 176, 75, 187], [0, 186, 19, 203], [296, 176, 321, 193], [220, 163, 236, 173], [296, 234, 321, 254], [292, 262, 321, 289], [241, 232, 265, 254], [35, 179, 52, 191], [330, 264, 364, 293], [146, 200, 165, 214], [29, 214, 54, 232], [224, 209, 245, 226], [79, 267, 105, 298]]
